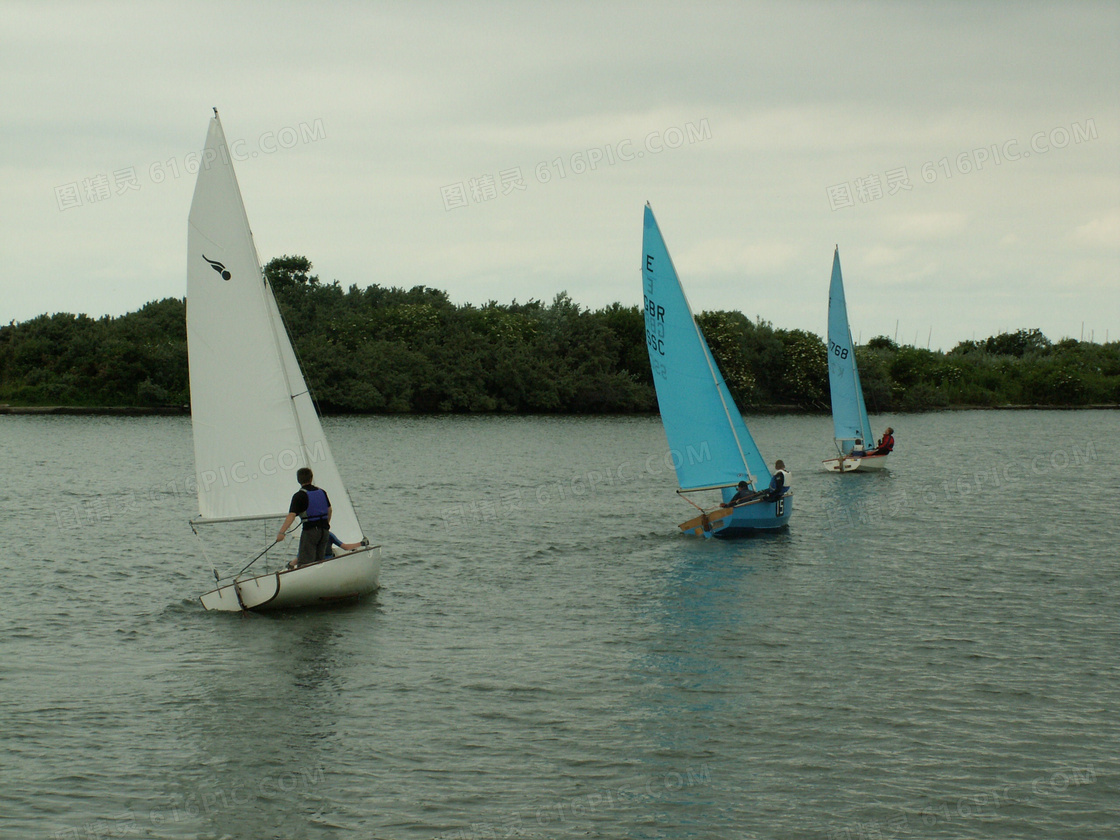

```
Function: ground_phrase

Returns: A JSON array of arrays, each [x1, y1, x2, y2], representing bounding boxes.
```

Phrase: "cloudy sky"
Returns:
[[4, 1, 1118, 349]]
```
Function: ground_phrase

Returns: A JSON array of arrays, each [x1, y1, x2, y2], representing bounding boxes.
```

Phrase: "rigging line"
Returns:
[[260, 270, 311, 460], [680, 492, 707, 513], [259, 267, 328, 454], [700, 338, 755, 484], [847, 326, 869, 441], [214, 109, 314, 466], [190, 519, 221, 582], [237, 522, 298, 577], [264, 276, 365, 539], [648, 209, 756, 485], [212, 115, 296, 443]]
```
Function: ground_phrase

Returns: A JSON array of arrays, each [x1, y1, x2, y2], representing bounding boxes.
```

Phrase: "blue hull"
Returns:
[[714, 495, 792, 537], [680, 494, 792, 538]]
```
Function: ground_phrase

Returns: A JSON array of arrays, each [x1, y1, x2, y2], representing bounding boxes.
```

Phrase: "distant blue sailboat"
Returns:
[[822, 247, 890, 472], [642, 204, 792, 537]]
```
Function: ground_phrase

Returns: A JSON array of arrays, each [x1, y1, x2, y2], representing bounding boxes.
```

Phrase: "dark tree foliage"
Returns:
[[983, 328, 1050, 358], [2, 256, 1117, 412], [264, 254, 318, 292], [866, 335, 898, 351], [0, 299, 188, 407], [692, 313, 830, 410]]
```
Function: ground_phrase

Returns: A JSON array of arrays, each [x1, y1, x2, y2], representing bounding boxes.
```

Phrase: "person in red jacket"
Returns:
[[868, 427, 894, 456]]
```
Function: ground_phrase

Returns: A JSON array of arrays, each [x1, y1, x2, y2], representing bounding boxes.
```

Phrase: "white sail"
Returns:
[[186, 113, 363, 543]]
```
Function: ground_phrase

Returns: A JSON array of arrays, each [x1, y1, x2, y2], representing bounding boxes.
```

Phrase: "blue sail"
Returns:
[[826, 247, 872, 455], [642, 204, 771, 491]]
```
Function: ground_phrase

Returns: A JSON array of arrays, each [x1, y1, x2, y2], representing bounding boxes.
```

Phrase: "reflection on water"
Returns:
[[2, 411, 1117, 839], [166, 610, 376, 838]]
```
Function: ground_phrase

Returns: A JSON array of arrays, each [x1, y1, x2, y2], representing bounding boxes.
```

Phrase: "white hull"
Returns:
[[199, 546, 381, 611], [822, 453, 889, 473]]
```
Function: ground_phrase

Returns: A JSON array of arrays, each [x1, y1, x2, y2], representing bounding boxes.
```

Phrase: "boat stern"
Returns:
[[198, 546, 382, 612], [199, 581, 245, 612], [679, 494, 792, 538], [822, 453, 889, 473]]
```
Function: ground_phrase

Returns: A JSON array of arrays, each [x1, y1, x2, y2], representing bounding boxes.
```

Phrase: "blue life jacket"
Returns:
[[304, 487, 330, 524], [764, 470, 789, 502]]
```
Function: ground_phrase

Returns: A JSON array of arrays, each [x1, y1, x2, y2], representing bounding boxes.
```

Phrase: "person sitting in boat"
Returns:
[[720, 481, 757, 508], [325, 531, 363, 558], [287, 530, 359, 569], [867, 427, 894, 456], [763, 460, 791, 502], [276, 467, 332, 569], [722, 461, 791, 507]]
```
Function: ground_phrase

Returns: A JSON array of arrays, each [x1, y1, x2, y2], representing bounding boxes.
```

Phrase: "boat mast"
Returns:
[[674, 279, 754, 485], [262, 275, 313, 461], [645, 204, 758, 488], [848, 325, 863, 443], [215, 109, 313, 464]]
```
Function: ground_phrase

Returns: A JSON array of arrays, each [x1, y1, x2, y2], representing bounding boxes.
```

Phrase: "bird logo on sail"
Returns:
[[202, 256, 232, 281]]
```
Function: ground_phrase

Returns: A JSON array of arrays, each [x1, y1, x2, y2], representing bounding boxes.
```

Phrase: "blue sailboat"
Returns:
[[641, 204, 792, 537], [822, 247, 889, 472]]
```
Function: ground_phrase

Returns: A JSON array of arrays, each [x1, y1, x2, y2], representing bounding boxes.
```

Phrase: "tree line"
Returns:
[[1, 256, 1117, 412]]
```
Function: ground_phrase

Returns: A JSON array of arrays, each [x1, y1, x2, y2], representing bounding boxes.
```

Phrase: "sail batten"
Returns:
[[641, 205, 771, 491], [827, 248, 872, 456], [187, 114, 364, 543]]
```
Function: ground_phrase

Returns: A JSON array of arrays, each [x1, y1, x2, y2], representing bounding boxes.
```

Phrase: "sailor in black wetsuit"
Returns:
[[720, 481, 756, 508]]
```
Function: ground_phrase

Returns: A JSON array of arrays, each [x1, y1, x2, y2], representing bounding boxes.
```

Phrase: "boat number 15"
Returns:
[[828, 340, 849, 360]]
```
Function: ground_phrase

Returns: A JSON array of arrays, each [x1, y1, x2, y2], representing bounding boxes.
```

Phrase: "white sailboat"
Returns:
[[187, 110, 380, 611], [642, 204, 792, 537], [822, 247, 889, 472]]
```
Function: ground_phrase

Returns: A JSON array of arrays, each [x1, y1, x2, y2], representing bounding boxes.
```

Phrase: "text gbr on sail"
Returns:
[[643, 256, 666, 357]]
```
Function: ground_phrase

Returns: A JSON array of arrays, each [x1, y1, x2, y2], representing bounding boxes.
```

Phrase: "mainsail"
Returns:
[[641, 204, 771, 491], [186, 113, 363, 543], [826, 247, 872, 455]]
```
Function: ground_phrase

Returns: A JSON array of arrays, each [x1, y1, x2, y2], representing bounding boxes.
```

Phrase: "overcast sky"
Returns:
[[3, 1, 1118, 349]]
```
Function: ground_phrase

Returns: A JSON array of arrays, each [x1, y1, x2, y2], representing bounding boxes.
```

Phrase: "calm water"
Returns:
[[1, 411, 1117, 839]]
